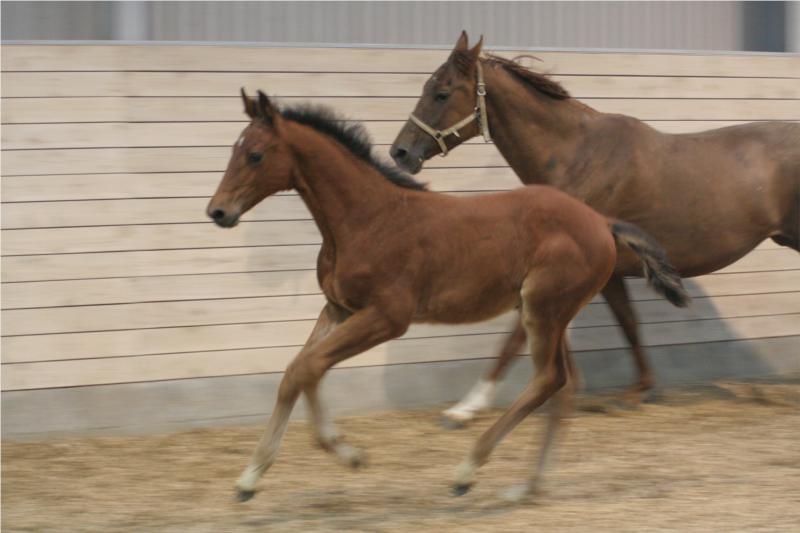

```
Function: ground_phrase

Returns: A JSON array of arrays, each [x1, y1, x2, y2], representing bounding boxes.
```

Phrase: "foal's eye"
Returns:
[[248, 152, 263, 164], [435, 92, 450, 102]]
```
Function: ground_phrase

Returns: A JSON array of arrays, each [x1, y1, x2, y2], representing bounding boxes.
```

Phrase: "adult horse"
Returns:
[[207, 90, 688, 502], [390, 32, 799, 423]]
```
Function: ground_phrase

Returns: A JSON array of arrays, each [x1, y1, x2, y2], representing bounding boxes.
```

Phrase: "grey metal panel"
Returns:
[[4, 336, 799, 438], [2, 1, 747, 52]]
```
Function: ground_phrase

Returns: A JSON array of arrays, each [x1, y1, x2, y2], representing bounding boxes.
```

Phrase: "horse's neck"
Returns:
[[484, 66, 596, 185], [288, 125, 400, 246]]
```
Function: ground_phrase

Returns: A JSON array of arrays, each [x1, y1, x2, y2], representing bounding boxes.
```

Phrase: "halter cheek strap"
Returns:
[[409, 60, 492, 157]]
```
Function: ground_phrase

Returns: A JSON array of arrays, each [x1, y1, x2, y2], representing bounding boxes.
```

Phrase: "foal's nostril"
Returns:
[[211, 209, 226, 221]]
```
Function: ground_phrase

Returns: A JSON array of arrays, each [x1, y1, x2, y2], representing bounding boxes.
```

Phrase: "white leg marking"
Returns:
[[235, 406, 292, 492], [453, 459, 479, 487], [443, 378, 497, 423]]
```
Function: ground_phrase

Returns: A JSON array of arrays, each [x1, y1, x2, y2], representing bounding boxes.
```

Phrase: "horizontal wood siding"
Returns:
[[1, 44, 798, 393]]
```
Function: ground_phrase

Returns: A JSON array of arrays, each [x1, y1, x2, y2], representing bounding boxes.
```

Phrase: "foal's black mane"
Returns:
[[280, 104, 428, 191]]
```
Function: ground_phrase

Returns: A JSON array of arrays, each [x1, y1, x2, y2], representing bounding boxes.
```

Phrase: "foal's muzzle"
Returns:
[[207, 205, 240, 228]]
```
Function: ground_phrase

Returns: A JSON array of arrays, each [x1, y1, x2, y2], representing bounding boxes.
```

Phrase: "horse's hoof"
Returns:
[[234, 489, 256, 503], [641, 388, 664, 404], [452, 483, 472, 496], [439, 414, 468, 430]]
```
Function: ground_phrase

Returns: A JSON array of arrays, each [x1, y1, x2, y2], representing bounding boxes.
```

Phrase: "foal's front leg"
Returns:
[[291, 305, 365, 466], [234, 305, 409, 502]]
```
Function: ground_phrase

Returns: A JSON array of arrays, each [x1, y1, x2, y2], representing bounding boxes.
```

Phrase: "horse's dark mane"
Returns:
[[280, 104, 428, 191], [483, 54, 571, 100]]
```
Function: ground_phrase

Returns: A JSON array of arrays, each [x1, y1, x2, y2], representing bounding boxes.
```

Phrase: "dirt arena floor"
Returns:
[[3, 380, 799, 532]]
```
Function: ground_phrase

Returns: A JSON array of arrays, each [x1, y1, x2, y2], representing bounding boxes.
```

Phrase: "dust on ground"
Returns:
[[3, 380, 799, 532]]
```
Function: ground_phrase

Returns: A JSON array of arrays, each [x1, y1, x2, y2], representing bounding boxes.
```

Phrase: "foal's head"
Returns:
[[390, 31, 483, 173], [207, 89, 294, 228]]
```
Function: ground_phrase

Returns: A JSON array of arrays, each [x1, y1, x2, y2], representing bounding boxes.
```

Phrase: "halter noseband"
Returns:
[[408, 61, 492, 157]]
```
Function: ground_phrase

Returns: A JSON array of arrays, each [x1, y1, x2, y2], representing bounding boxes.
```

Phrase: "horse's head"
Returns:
[[390, 31, 484, 174], [207, 89, 295, 228]]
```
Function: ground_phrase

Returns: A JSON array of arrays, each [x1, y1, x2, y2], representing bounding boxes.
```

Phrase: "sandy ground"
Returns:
[[2, 380, 799, 532]]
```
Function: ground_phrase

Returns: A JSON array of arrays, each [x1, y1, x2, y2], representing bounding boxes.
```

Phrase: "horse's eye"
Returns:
[[435, 92, 450, 102], [248, 152, 263, 164]]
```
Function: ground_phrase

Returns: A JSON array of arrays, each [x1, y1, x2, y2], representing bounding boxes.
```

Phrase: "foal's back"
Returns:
[[402, 185, 617, 324]]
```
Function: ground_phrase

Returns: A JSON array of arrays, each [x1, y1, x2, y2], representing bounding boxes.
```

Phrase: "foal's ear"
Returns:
[[256, 90, 278, 126], [241, 87, 258, 119]]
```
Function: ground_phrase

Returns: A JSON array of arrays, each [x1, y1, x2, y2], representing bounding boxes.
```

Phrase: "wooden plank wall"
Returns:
[[2, 45, 799, 393]]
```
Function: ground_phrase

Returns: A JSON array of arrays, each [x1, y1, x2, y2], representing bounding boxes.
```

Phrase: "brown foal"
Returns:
[[391, 32, 800, 422], [207, 90, 689, 502]]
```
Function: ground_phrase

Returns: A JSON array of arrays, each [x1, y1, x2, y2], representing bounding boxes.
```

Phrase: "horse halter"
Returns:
[[408, 61, 492, 157]]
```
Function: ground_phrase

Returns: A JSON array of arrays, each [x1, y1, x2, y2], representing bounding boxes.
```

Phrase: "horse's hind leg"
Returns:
[[771, 181, 799, 251], [452, 287, 570, 496], [441, 317, 526, 426], [602, 275, 655, 404]]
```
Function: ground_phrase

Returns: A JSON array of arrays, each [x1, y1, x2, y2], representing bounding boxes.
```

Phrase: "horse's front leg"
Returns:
[[234, 304, 411, 502], [442, 317, 526, 426]]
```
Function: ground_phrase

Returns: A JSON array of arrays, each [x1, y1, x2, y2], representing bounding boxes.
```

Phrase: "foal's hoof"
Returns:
[[452, 483, 473, 496], [336, 443, 367, 469], [234, 489, 256, 503], [500, 483, 537, 504]]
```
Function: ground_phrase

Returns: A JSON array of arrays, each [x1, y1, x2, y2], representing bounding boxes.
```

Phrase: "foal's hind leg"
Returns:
[[602, 275, 655, 404], [502, 337, 578, 503], [452, 292, 570, 495]]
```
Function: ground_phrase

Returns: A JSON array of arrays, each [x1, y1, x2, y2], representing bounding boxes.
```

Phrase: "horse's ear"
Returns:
[[468, 35, 484, 60], [256, 90, 278, 125], [241, 88, 258, 119], [454, 30, 469, 52]]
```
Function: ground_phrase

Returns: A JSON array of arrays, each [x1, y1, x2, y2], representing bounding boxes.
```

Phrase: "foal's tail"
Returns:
[[609, 220, 691, 308]]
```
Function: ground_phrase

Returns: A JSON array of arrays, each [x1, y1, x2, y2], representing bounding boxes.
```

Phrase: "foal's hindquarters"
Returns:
[[451, 213, 617, 501]]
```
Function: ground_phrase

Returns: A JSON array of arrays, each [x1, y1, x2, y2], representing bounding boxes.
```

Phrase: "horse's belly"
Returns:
[[614, 230, 768, 278]]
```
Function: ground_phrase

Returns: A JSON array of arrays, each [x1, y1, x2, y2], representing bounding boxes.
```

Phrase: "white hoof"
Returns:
[[235, 464, 264, 493]]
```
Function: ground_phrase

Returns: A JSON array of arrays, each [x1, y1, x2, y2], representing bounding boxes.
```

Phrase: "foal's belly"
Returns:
[[415, 285, 521, 325]]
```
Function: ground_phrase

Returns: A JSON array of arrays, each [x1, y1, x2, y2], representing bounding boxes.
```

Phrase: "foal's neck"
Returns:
[[287, 123, 404, 245], [482, 60, 596, 185]]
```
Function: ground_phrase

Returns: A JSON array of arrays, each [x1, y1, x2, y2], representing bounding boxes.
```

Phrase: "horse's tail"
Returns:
[[609, 220, 691, 308]]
